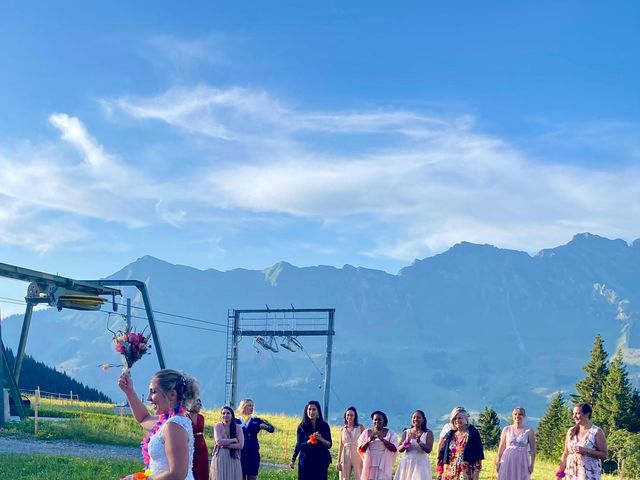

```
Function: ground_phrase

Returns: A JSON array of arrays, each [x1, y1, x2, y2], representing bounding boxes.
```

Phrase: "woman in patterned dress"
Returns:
[[496, 407, 536, 480], [558, 403, 608, 480], [437, 406, 484, 480], [337, 406, 365, 480], [210, 406, 244, 480]]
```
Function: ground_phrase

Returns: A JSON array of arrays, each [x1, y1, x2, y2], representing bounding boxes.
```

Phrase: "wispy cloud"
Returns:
[[1, 83, 639, 261], [49, 113, 112, 169], [105, 85, 640, 259]]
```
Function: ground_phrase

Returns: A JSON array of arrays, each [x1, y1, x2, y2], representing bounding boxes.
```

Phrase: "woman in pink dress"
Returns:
[[337, 406, 365, 480], [357, 410, 397, 480], [496, 407, 536, 480], [210, 406, 245, 480], [558, 403, 608, 480]]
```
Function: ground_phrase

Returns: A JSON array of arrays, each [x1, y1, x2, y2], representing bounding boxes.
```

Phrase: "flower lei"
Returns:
[[141, 406, 187, 473]]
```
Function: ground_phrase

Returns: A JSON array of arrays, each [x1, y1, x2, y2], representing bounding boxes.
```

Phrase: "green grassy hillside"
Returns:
[[0, 399, 624, 479]]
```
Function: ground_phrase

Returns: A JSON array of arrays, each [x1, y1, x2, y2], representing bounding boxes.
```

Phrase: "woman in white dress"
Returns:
[[337, 406, 365, 480], [394, 410, 434, 480], [119, 368, 198, 480]]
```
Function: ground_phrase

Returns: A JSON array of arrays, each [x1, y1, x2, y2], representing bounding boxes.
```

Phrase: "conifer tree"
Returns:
[[594, 348, 634, 434], [628, 389, 640, 433], [475, 406, 501, 449], [537, 392, 572, 460], [572, 334, 608, 406]]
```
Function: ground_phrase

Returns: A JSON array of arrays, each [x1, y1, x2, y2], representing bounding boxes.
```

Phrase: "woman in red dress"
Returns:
[[188, 398, 210, 480]]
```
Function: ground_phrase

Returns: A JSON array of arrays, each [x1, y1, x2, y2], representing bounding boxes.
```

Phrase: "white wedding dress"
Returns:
[[148, 415, 195, 480]]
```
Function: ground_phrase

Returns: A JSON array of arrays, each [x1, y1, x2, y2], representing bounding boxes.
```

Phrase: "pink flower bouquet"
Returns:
[[113, 327, 151, 369]]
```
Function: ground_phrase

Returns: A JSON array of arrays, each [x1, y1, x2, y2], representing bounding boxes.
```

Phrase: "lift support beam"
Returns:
[[0, 262, 164, 427]]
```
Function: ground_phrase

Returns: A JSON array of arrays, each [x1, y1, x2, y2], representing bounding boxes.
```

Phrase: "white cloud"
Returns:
[[49, 113, 112, 169], [2, 84, 640, 262]]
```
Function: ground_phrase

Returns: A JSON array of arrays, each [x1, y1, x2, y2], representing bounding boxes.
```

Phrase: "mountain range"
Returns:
[[1, 232, 639, 429]]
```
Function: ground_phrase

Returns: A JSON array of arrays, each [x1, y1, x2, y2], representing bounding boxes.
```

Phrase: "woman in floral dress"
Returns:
[[437, 407, 484, 480], [558, 403, 608, 480]]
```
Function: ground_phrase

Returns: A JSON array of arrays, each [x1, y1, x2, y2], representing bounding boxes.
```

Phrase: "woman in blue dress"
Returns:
[[236, 398, 275, 480], [291, 400, 332, 480]]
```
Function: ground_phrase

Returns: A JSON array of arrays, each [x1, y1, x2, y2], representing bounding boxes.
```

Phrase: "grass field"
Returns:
[[0, 398, 625, 479]]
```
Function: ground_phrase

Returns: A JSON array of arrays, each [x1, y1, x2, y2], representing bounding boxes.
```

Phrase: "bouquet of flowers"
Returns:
[[113, 326, 151, 370]]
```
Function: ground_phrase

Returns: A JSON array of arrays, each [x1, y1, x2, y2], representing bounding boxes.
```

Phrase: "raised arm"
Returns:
[[118, 371, 156, 430], [358, 428, 374, 452], [398, 430, 409, 453], [312, 421, 332, 449], [259, 418, 276, 433], [382, 430, 397, 452]]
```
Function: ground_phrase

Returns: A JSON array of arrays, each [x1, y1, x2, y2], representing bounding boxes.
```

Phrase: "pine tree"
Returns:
[[628, 389, 640, 433], [537, 392, 572, 460], [594, 348, 634, 434], [572, 334, 609, 406], [475, 406, 501, 449]]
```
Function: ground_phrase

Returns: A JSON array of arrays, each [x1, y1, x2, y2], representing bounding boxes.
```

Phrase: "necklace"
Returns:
[[141, 406, 186, 471]]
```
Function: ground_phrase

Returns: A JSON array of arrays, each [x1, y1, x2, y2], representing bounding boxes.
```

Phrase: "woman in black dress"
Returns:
[[291, 400, 332, 480]]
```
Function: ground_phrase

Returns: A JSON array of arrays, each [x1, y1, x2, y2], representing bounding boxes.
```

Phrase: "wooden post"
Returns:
[[34, 386, 40, 435], [120, 406, 124, 426]]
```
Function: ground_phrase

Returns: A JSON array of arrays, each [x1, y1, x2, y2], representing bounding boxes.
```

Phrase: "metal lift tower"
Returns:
[[0, 262, 166, 428], [224, 307, 335, 417]]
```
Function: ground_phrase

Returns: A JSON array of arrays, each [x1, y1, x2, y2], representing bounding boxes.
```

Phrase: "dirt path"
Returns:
[[0, 435, 139, 459], [0, 436, 288, 469]]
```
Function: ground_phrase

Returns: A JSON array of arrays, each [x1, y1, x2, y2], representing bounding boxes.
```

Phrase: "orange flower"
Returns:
[[134, 473, 147, 480], [308, 434, 318, 444]]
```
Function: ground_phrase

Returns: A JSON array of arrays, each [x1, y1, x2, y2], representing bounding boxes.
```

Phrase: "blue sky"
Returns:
[[0, 1, 639, 313]]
